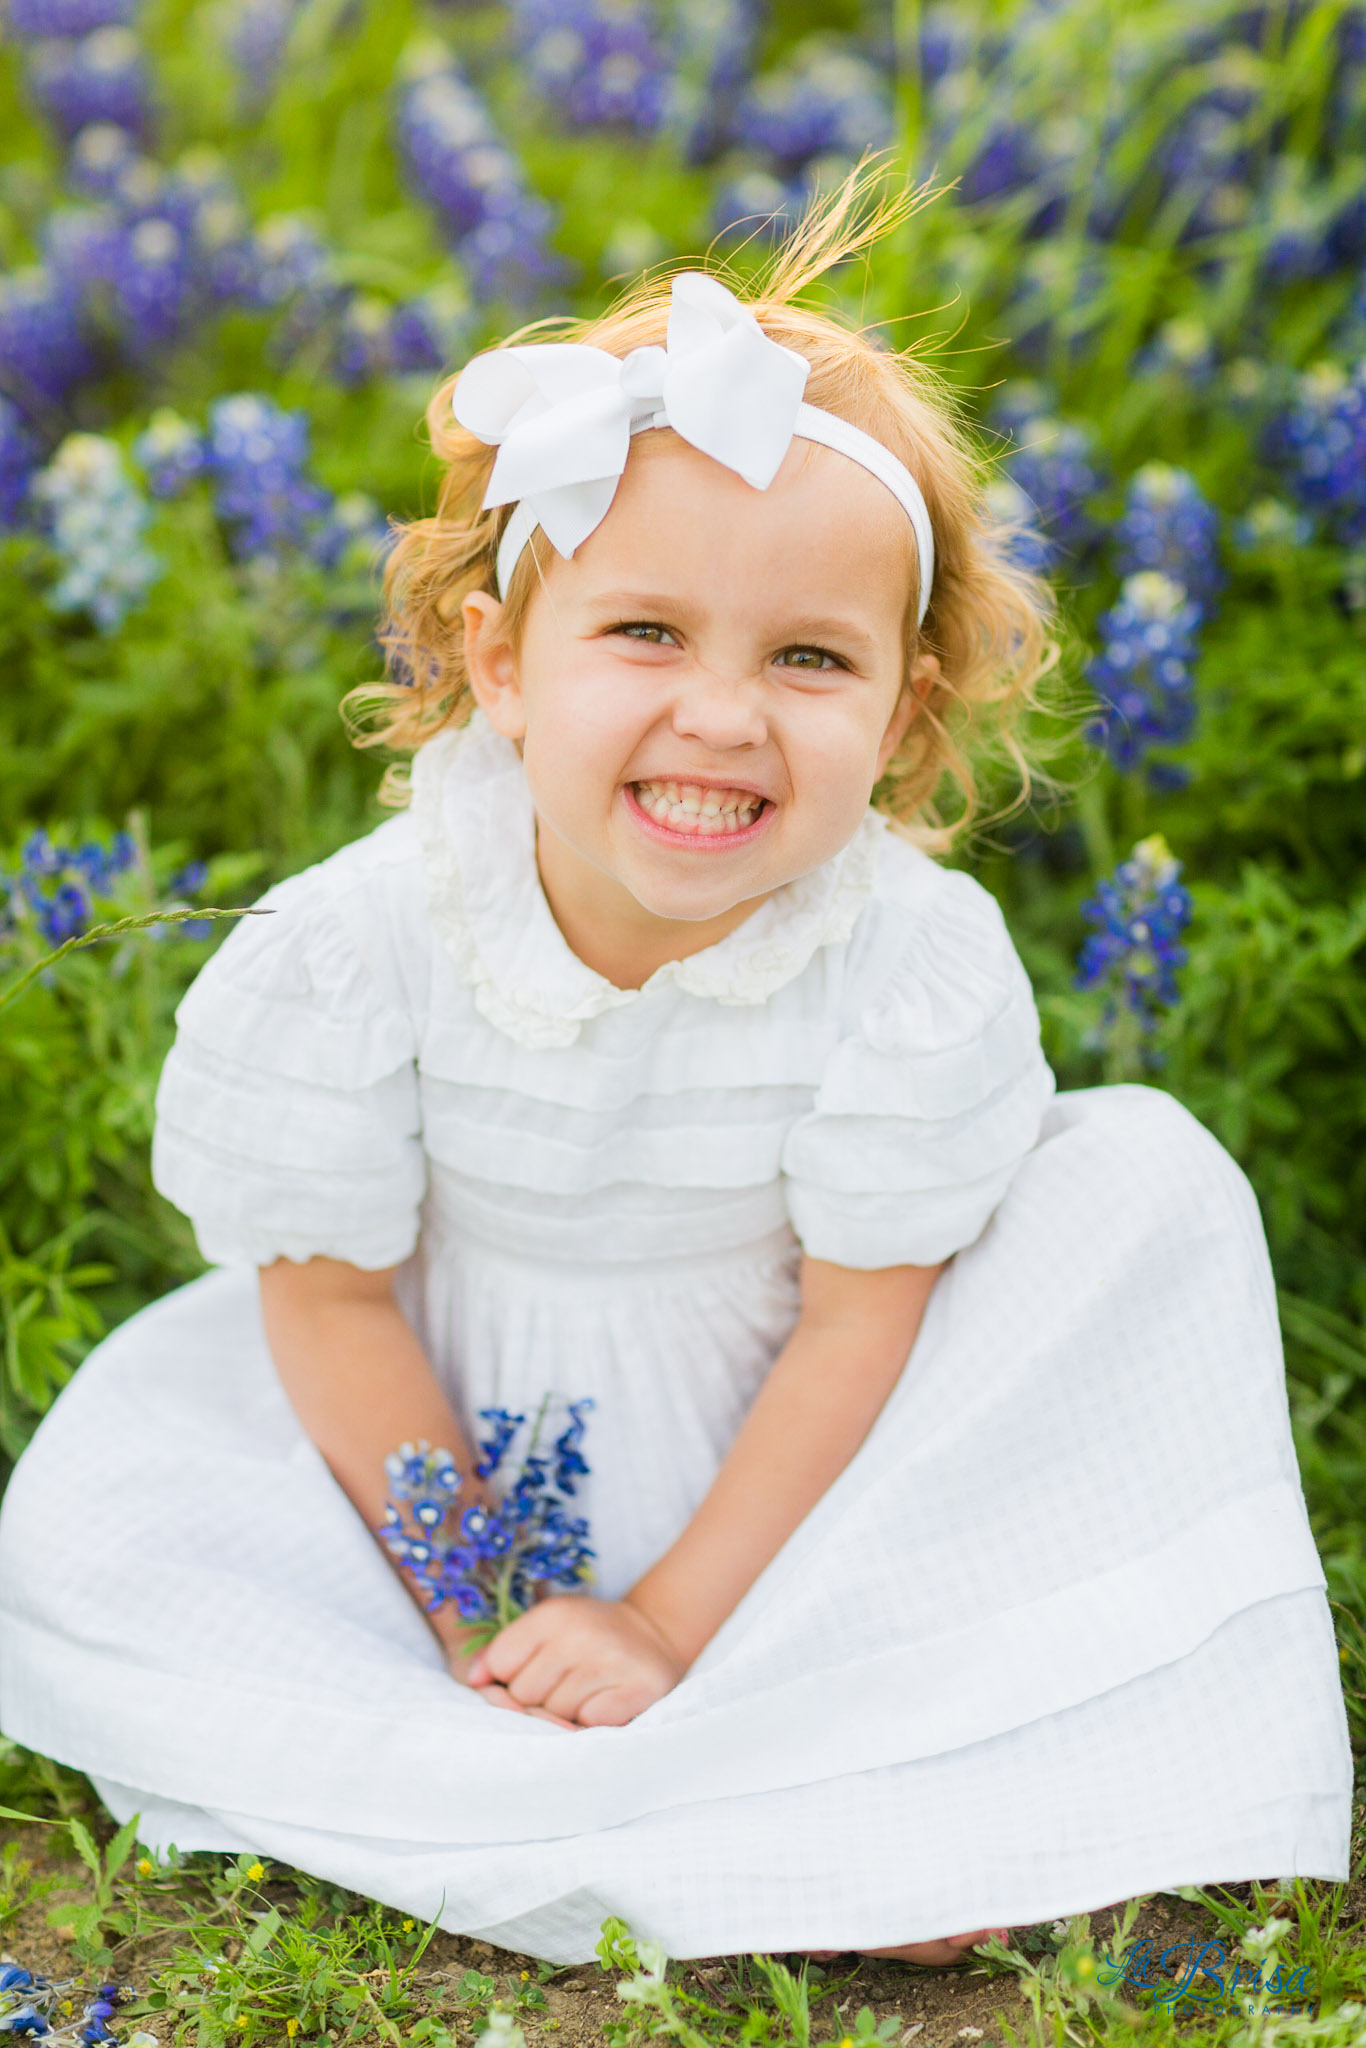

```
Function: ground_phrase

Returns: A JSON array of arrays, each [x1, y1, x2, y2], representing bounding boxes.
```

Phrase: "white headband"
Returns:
[[450, 271, 936, 625]]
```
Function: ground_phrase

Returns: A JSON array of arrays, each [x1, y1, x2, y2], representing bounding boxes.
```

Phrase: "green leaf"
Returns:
[[104, 1809, 143, 1882]]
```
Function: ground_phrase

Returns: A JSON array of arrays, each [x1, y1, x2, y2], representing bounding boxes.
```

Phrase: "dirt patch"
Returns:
[[5, 1813, 1364, 2047]]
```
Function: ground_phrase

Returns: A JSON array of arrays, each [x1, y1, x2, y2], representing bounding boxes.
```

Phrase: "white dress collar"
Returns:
[[410, 712, 886, 1050]]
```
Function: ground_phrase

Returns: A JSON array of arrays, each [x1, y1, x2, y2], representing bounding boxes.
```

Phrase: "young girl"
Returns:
[[0, 189, 1351, 1968]]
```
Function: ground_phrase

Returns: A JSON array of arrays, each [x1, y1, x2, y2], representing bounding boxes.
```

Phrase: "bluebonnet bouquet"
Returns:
[[0, 1966, 144, 2047], [377, 1397, 595, 1645]]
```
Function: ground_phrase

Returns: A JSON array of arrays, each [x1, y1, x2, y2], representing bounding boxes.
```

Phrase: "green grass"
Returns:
[[2, 1743, 1365, 2048]]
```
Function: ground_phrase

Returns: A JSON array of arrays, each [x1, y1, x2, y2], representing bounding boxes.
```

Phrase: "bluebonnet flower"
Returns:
[[0, 265, 97, 411], [1231, 496, 1313, 550], [512, 0, 672, 136], [674, 0, 760, 163], [1085, 570, 1203, 772], [395, 48, 513, 237], [1133, 315, 1216, 384], [735, 37, 891, 172], [26, 27, 151, 142], [981, 476, 1052, 575], [7, 0, 135, 29], [378, 1403, 596, 1637], [712, 169, 805, 245], [1112, 463, 1223, 610], [993, 394, 1105, 568], [328, 294, 394, 389], [459, 191, 564, 308], [30, 434, 162, 632], [1263, 360, 1366, 545], [3, 827, 136, 946], [0, 1968, 140, 2048], [388, 284, 472, 375], [225, 0, 304, 110], [1075, 835, 1192, 1048], [306, 491, 391, 574], [395, 48, 563, 304], [0, 397, 41, 529], [205, 393, 331, 561], [132, 408, 206, 496], [67, 117, 140, 195], [240, 212, 334, 310]]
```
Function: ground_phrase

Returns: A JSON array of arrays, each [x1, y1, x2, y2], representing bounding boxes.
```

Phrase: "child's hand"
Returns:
[[465, 1596, 684, 1727]]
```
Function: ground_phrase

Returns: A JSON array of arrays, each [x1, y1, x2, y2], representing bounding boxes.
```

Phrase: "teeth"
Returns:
[[633, 780, 764, 835]]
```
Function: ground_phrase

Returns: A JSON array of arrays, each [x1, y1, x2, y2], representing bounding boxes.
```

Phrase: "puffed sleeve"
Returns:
[[780, 865, 1055, 1269], [151, 862, 425, 1270]]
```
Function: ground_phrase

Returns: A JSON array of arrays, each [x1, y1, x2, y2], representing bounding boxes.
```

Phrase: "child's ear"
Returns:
[[876, 652, 940, 776], [462, 591, 526, 740]]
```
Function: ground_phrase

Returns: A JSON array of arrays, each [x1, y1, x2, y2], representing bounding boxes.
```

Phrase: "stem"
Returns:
[[0, 908, 269, 1013]]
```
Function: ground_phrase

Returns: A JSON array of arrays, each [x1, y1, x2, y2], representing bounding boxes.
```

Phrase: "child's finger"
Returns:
[[470, 1606, 549, 1687], [477, 1682, 577, 1731]]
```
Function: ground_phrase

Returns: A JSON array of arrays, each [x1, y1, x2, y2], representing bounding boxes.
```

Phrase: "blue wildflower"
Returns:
[[475, 1408, 525, 1480], [1085, 570, 1203, 773], [306, 491, 391, 575], [30, 434, 162, 632], [0, 1964, 135, 2048], [1075, 834, 1192, 1041], [378, 1406, 595, 1638], [512, 0, 673, 137], [675, 0, 760, 163], [133, 409, 206, 497], [0, 265, 97, 410], [8, 0, 135, 30], [26, 26, 151, 142], [982, 475, 1054, 576], [1231, 496, 1313, 550], [1263, 360, 1366, 545], [994, 396, 1105, 567], [735, 36, 890, 172], [205, 393, 332, 561], [1112, 463, 1223, 610], [712, 168, 806, 244], [0, 397, 40, 531], [387, 284, 471, 375]]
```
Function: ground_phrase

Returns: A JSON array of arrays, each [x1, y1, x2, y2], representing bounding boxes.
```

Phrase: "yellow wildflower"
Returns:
[[136, 1858, 153, 1878], [246, 1862, 265, 1882]]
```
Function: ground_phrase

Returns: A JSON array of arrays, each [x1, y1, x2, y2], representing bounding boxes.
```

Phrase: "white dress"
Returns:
[[0, 713, 1351, 1964]]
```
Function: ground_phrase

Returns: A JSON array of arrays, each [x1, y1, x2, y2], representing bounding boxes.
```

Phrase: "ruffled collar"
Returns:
[[410, 712, 886, 1050]]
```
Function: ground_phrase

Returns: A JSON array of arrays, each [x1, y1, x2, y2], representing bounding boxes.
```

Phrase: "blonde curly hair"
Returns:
[[345, 167, 1058, 854]]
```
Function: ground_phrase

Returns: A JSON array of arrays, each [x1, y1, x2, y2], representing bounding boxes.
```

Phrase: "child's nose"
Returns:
[[668, 663, 768, 752]]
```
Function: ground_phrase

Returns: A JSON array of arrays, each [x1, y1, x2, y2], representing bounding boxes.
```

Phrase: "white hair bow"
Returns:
[[451, 271, 935, 622]]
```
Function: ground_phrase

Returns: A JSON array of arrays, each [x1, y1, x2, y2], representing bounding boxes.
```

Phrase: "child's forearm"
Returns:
[[625, 1255, 942, 1668], [258, 1255, 488, 1659]]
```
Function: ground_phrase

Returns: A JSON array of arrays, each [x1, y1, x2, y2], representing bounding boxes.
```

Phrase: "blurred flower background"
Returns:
[[0, 0, 1364, 1695]]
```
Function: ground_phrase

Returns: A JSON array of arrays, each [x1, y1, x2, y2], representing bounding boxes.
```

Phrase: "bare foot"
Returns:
[[803, 1929, 1010, 1968]]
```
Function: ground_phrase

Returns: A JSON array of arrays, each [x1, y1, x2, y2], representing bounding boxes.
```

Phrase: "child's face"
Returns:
[[464, 430, 935, 942]]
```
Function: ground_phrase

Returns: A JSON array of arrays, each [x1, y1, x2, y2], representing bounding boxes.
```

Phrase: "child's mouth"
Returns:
[[626, 779, 772, 846]]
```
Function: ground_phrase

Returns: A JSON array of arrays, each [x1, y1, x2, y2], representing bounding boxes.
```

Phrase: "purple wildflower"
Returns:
[[712, 168, 806, 244], [205, 392, 331, 561], [387, 284, 471, 375], [995, 399, 1105, 566], [1085, 570, 1203, 772], [0, 397, 41, 529], [1112, 463, 1223, 610], [735, 36, 891, 171], [8, 0, 135, 30], [512, 0, 672, 136], [26, 26, 151, 142], [132, 408, 206, 496], [0, 265, 97, 412], [30, 432, 162, 630], [1263, 360, 1366, 545], [1075, 834, 1192, 1040], [379, 1411, 596, 1636]]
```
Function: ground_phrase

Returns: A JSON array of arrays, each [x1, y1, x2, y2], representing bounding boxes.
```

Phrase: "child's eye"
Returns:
[[610, 621, 678, 646], [776, 646, 844, 672]]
